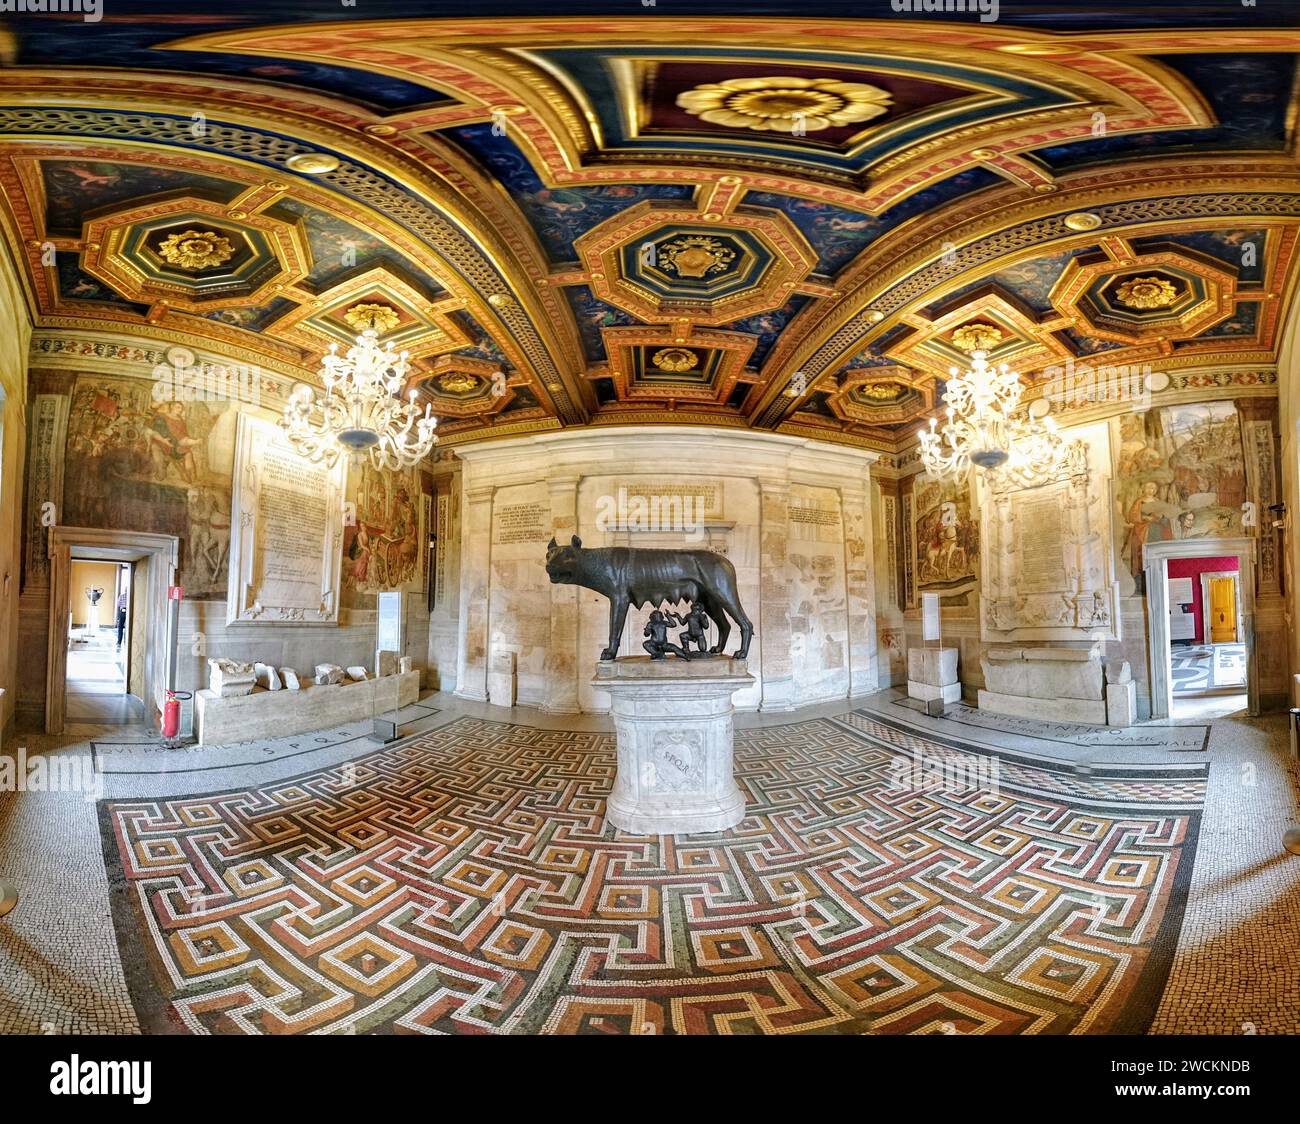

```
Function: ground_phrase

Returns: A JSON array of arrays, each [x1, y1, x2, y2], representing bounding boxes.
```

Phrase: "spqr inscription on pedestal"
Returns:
[[648, 730, 703, 792]]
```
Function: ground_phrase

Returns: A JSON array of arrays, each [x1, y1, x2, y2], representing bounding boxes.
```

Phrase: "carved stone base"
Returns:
[[595, 656, 753, 836], [907, 679, 961, 704]]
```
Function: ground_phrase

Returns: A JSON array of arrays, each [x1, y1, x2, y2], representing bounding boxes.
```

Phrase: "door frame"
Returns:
[[1143, 537, 1258, 719], [46, 527, 179, 734], [1199, 569, 1244, 647]]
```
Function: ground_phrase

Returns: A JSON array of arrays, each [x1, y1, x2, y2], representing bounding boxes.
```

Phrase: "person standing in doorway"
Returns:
[[115, 587, 128, 649]]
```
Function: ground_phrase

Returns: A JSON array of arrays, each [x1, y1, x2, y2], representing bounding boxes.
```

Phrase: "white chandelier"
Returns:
[[280, 324, 437, 471], [918, 338, 1067, 486]]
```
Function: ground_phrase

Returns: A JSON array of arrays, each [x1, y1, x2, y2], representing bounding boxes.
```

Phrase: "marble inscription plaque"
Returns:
[[227, 413, 347, 624], [1015, 491, 1067, 594], [495, 502, 548, 545], [615, 479, 721, 520], [258, 443, 331, 602], [23, 393, 69, 587]]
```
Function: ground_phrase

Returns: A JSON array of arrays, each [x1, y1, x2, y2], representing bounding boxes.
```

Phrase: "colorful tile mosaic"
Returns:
[[100, 712, 1205, 1035]]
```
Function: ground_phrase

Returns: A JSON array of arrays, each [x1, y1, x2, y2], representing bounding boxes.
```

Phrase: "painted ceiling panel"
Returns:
[[2, 11, 1298, 448]]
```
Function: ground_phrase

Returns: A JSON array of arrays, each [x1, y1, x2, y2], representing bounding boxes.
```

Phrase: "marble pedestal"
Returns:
[[907, 647, 961, 707], [596, 656, 753, 836]]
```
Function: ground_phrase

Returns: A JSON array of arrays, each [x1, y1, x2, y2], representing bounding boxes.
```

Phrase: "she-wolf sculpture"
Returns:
[[544, 535, 754, 661]]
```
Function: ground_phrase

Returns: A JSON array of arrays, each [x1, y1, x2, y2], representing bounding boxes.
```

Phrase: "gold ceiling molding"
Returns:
[[0, 132, 586, 424], [0, 85, 590, 402], [757, 163, 1300, 400], [2, 28, 1299, 453], [156, 17, 1249, 206]]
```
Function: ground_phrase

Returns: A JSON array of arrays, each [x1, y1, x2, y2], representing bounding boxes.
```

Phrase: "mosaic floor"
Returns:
[[2, 691, 1299, 1035], [1171, 642, 1247, 695]]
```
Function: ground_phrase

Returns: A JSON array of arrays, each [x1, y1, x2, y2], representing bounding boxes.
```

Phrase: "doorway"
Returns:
[[1143, 538, 1257, 720], [45, 527, 179, 734], [65, 559, 139, 724]]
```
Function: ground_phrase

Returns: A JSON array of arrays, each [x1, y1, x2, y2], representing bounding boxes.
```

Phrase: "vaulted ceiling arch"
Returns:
[[1, 12, 1297, 449]]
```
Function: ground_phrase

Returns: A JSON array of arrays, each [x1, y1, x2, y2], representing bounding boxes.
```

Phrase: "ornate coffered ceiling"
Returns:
[[1, 6, 1299, 450]]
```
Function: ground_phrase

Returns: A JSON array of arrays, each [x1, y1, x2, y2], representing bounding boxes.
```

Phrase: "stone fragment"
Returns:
[[375, 648, 399, 677], [399, 656, 413, 674], [1106, 680, 1137, 727], [254, 662, 282, 691], [346, 666, 369, 682], [314, 663, 345, 686], [1106, 660, 1133, 685], [279, 667, 301, 690], [208, 658, 256, 697]]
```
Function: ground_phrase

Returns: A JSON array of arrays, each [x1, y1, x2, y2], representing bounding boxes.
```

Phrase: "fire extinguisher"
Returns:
[[162, 689, 181, 739]]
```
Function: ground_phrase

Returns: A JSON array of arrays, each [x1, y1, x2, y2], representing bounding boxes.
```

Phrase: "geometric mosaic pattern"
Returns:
[[1172, 643, 1247, 695], [100, 714, 1205, 1035]]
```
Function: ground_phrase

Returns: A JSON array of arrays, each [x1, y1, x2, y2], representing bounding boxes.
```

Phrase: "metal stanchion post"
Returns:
[[0, 879, 16, 919]]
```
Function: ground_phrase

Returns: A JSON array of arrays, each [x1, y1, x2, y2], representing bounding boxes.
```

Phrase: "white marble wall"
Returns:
[[787, 482, 849, 704], [450, 427, 879, 714]]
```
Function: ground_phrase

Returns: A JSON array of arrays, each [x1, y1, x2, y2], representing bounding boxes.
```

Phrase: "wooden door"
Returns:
[[1209, 577, 1237, 643]]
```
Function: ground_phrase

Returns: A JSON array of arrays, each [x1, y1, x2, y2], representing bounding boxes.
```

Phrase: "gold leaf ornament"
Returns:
[[1114, 276, 1180, 310], [342, 302, 402, 334], [676, 76, 892, 134], [652, 347, 699, 372], [156, 230, 235, 271], [657, 236, 736, 279]]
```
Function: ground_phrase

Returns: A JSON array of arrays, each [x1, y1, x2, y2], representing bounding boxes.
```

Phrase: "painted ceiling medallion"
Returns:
[[677, 76, 893, 134], [1114, 275, 1180, 310], [658, 236, 737, 279], [861, 381, 903, 401], [342, 302, 401, 334], [951, 322, 1005, 353], [438, 371, 481, 394], [652, 347, 699, 372], [155, 229, 235, 271]]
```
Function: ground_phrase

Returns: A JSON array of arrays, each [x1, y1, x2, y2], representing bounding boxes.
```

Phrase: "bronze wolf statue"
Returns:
[[545, 535, 754, 661]]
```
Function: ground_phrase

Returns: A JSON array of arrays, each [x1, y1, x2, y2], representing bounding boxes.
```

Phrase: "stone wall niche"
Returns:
[[450, 426, 878, 715]]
